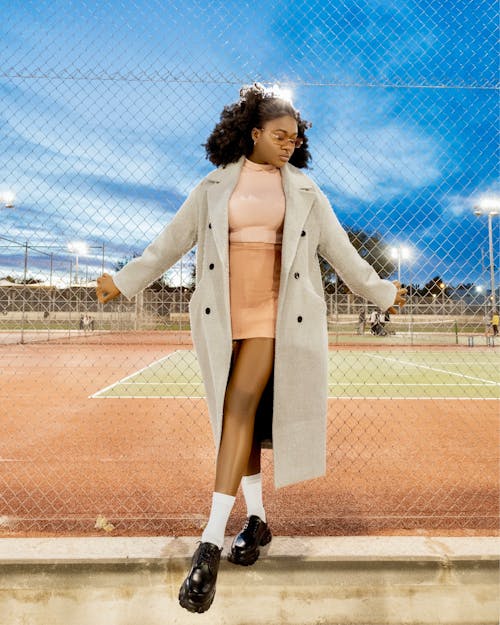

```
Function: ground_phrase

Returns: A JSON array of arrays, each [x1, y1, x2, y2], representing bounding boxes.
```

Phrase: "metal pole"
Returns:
[[99, 243, 105, 330], [20, 241, 28, 344], [180, 257, 183, 331], [48, 253, 54, 341], [75, 253, 79, 285], [68, 260, 72, 338], [487, 213, 496, 312], [408, 261, 414, 346], [335, 280, 339, 345]]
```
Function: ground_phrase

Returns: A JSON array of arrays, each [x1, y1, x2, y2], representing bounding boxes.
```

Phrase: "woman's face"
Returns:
[[250, 115, 301, 168]]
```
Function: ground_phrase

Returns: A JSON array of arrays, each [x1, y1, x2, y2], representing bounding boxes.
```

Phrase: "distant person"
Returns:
[[383, 310, 392, 334], [357, 309, 366, 334], [483, 313, 491, 336], [79, 314, 84, 330], [378, 310, 386, 333], [491, 311, 499, 336], [370, 309, 387, 336], [96, 83, 406, 614]]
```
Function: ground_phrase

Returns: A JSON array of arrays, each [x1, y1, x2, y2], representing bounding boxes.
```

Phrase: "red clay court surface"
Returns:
[[0, 332, 498, 538]]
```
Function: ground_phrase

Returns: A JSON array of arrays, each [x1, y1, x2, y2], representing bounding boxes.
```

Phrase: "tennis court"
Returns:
[[1, 333, 498, 537], [91, 347, 499, 400]]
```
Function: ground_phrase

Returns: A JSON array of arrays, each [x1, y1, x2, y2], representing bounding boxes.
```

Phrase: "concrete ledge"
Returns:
[[0, 537, 498, 625]]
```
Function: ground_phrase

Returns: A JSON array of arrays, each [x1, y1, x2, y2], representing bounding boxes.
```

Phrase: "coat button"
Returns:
[[294, 272, 300, 279], [208, 222, 212, 229], [205, 307, 211, 315], [297, 315, 303, 323], [209, 263, 214, 270], [301, 230, 306, 237]]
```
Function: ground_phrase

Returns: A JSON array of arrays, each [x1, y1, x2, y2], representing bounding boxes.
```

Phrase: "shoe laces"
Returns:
[[197, 542, 220, 569], [242, 516, 259, 537]]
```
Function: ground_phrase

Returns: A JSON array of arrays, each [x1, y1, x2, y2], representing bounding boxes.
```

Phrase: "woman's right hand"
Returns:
[[96, 273, 121, 304], [387, 280, 407, 315]]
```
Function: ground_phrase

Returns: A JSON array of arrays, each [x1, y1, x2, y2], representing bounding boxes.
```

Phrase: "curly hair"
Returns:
[[204, 83, 312, 169]]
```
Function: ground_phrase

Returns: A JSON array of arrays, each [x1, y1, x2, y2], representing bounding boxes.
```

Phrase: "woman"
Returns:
[[96, 83, 406, 613]]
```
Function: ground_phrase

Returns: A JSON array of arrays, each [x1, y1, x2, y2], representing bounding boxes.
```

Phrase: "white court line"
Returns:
[[122, 381, 498, 388], [425, 362, 499, 365], [327, 396, 498, 401], [365, 353, 500, 386], [94, 395, 204, 399], [328, 382, 493, 386], [125, 382, 202, 385], [93, 394, 497, 401], [89, 350, 182, 398]]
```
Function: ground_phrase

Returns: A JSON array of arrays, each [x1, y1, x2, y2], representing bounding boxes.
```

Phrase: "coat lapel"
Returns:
[[280, 165, 316, 279], [206, 157, 315, 278], [206, 159, 243, 270]]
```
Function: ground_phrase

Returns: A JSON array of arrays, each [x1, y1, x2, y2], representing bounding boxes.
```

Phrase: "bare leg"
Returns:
[[244, 425, 262, 476], [214, 337, 274, 496]]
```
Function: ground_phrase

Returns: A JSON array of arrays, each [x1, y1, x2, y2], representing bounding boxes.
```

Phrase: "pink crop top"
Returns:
[[228, 158, 286, 244]]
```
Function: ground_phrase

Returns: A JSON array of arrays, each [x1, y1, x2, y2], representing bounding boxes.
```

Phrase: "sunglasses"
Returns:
[[259, 128, 304, 149]]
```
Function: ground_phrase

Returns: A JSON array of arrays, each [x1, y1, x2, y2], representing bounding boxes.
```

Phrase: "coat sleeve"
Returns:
[[113, 180, 203, 300], [316, 187, 397, 312]]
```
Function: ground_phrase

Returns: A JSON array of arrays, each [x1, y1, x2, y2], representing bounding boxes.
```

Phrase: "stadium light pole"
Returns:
[[474, 199, 499, 313], [67, 242, 89, 285], [475, 285, 488, 322], [390, 245, 411, 283]]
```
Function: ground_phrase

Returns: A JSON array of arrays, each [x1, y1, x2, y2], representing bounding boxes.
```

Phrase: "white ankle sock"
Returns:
[[241, 473, 266, 522], [201, 492, 236, 549]]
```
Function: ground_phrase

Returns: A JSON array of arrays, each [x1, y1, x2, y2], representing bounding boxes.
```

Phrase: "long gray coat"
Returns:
[[113, 156, 396, 488]]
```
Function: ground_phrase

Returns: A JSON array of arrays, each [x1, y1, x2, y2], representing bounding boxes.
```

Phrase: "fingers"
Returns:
[[96, 273, 108, 286], [96, 289, 106, 304], [96, 285, 114, 303], [97, 291, 114, 304], [389, 286, 408, 314], [95, 274, 118, 304], [395, 288, 407, 309]]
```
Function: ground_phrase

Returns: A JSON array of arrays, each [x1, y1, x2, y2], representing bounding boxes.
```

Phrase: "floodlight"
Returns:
[[474, 195, 500, 216], [1, 190, 15, 208], [269, 84, 294, 103], [68, 241, 89, 256]]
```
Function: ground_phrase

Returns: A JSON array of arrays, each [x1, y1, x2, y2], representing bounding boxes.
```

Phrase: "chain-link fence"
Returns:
[[0, 1, 498, 536]]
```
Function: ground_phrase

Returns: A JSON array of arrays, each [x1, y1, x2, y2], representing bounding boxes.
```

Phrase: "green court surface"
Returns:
[[91, 349, 500, 400]]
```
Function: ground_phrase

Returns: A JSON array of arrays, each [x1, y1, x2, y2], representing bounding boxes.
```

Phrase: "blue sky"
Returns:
[[0, 0, 498, 289]]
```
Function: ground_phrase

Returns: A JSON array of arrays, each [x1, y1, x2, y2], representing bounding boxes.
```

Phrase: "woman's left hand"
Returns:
[[387, 280, 407, 314]]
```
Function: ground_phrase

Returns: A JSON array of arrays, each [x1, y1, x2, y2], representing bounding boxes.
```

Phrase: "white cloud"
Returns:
[[310, 92, 442, 203]]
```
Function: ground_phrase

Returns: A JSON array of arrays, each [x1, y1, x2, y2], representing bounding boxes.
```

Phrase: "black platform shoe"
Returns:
[[228, 515, 272, 566], [178, 541, 222, 613]]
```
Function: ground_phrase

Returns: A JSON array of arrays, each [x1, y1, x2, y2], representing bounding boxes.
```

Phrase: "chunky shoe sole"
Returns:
[[227, 526, 272, 566], [178, 578, 215, 613]]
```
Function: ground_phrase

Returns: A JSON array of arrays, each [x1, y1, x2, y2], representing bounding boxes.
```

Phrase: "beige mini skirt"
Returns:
[[229, 241, 282, 339]]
